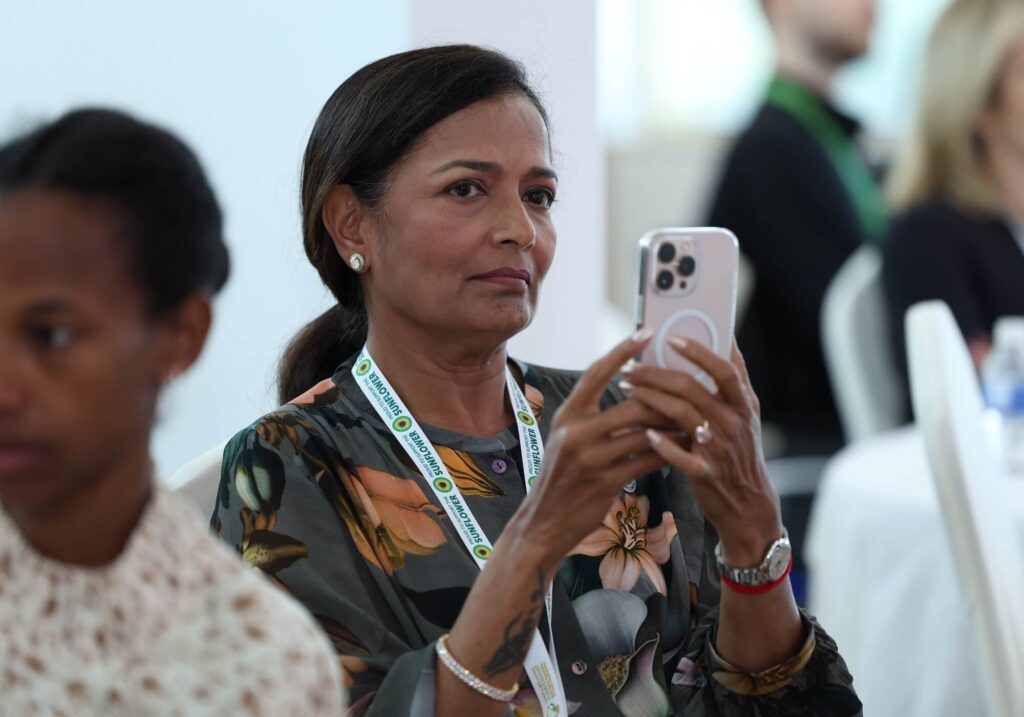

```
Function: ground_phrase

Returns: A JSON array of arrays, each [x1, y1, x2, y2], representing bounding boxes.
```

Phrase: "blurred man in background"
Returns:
[[706, 0, 883, 458]]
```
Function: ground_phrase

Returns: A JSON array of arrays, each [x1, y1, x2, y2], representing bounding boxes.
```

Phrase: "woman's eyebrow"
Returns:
[[24, 297, 77, 317], [431, 159, 501, 175], [430, 159, 558, 182], [526, 166, 558, 182]]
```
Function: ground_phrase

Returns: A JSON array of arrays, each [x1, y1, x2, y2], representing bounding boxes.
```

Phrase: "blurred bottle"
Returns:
[[982, 317, 1024, 477]]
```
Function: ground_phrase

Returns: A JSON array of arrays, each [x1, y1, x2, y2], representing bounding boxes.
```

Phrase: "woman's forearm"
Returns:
[[436, 516, 559, 716], [715, 578, 804, 673]]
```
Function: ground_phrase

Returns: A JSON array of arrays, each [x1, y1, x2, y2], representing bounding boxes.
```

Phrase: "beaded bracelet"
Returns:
[[435, 633, 519, 703]]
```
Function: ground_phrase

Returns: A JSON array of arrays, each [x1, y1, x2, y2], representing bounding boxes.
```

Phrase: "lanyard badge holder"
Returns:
[[352, 348, 568, 716]]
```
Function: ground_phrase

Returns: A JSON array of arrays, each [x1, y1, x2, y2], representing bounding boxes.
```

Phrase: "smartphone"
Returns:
[[636, 227, 739, 387]]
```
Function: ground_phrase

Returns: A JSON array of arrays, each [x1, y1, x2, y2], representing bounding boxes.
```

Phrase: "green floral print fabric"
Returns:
[[212, 357, 861, 716]]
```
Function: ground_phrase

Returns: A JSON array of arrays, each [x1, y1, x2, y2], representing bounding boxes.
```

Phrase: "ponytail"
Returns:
[[277, 303, 367, 404]]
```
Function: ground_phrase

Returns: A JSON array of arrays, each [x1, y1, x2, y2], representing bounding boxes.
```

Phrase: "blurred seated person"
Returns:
[[0, 109, 344, 715], [884, 0, 1024, 412], [707, 0, 883, 457]]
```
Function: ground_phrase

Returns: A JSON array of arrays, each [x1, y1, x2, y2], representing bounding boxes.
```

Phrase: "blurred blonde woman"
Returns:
[[884, 0, 1024, 398]]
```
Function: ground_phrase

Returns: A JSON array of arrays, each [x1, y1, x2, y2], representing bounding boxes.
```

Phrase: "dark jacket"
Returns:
[[883, 197, 1024, 417], [707, 101, 869, 455]]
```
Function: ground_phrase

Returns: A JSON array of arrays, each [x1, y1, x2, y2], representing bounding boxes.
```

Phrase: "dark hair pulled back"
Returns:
[[278, 44, 549, 403], [0, 108, 228, 315]]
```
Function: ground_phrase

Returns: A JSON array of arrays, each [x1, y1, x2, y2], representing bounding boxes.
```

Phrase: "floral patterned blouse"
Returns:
[[213, 357, 861, 716]]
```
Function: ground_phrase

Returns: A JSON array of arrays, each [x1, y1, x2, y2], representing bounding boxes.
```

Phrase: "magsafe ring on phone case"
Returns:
[[653, 308, 719, 386]]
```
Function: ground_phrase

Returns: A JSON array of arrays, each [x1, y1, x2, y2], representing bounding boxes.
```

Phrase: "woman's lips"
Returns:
[[0, 444, 46, 474], [470, 267, 531, 288]]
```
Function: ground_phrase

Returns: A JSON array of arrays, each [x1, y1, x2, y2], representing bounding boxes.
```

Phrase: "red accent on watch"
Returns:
[[719, 557, 793, 595]]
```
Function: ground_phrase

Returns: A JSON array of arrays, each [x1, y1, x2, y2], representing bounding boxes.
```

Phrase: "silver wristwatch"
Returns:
[[715, 529, 791, 587]]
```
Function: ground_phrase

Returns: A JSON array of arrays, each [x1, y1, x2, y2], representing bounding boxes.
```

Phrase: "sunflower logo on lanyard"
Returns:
[[391, 416, 412, 432]]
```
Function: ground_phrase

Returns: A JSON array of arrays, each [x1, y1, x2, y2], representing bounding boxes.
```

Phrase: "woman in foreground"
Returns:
[[215, 46, 859, 716], [0, 109, 343, 715]]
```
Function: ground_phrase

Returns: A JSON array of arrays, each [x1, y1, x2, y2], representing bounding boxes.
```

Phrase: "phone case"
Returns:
[[636, 227, 739, 386]]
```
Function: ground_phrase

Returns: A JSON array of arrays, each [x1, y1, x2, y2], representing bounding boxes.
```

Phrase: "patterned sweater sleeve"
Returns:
[[211, 410, 444, 717], [668, 516, 863, 716]]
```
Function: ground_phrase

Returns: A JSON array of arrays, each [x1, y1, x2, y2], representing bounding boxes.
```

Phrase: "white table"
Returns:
[[805, 426, 1024, 717]]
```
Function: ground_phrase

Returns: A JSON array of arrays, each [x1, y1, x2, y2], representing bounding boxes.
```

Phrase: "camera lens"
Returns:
[[678, 256, 696, 276], [656, 270, 674, 290], [657, 242, 676, 263]]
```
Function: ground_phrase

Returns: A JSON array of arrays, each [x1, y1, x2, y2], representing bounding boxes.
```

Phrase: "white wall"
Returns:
[[410, 1, 606, 371], [599, 0, 952, 140], [1, 1, 604, 478], [834, 0, 951, 138], [0, 0, 407, 480]]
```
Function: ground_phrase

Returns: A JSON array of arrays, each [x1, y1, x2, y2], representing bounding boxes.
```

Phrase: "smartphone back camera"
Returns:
[[654, 240, 697, 295]]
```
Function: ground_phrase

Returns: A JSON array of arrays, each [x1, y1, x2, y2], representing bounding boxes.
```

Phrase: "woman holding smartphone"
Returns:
[[0, 109, 343, 715], [214, 46, 858, 716]]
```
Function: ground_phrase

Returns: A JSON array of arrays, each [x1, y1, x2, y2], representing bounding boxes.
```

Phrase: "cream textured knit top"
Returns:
[[0, 482, 344, 716]]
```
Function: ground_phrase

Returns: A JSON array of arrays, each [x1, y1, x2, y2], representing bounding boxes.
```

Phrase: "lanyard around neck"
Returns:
[[351, 347, 566, 716], [766, 75, 886, 242]]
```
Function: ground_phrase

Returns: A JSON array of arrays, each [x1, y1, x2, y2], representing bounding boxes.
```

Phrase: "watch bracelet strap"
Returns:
[[435, 633, 519, 702], [715, 528, 790, 586], [720, 557, 793, 595]]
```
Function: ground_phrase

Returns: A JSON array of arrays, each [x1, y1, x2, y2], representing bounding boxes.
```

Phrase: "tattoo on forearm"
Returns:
[[483, 567, 547, 677]]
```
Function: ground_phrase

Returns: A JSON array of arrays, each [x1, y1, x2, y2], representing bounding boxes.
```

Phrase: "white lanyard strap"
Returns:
[[351, 348, 566, 716]]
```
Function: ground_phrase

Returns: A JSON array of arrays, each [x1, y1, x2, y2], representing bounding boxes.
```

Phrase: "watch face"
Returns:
[[766, 541, 792, 580]]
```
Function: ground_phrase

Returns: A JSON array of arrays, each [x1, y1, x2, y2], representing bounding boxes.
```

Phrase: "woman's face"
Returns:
[[980, 32, 1024, 159], [0, 190, 169, 516], [360, 93, 557, 345]]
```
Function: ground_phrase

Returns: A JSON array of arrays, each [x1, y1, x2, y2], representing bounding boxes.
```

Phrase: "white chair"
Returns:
[[169, 440, 227, 518], [906, 300, 1024, 717], [822, 245, 905, 443]]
